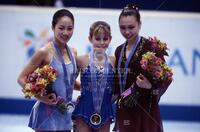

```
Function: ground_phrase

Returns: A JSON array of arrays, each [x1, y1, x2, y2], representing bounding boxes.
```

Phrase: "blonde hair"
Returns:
[[89, 21, 111, 38]]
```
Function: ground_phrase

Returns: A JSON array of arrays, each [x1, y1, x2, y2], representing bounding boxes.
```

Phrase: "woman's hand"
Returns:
[[35, 92, 58, 105], [136, 74, 152, 89]]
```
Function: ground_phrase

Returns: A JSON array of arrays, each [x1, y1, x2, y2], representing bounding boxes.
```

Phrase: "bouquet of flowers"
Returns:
[[122, 37, 173, 109], [139, 47, 173, 111], [140, 51, 173, 82], [23, 65, 74, 114], [23, 65, 57, 98]]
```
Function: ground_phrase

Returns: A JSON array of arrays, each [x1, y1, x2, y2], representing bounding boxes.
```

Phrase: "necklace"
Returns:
[[95, 62, 104, 73]]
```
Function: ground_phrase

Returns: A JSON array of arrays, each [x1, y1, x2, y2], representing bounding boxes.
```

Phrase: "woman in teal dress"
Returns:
[[17, 9, 78, 132]]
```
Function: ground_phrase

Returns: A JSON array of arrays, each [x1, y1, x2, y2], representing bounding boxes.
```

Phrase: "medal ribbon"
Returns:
[[53, 41, 77, 101], [117, 36, 141, 94], [90, 48, 109, 113]]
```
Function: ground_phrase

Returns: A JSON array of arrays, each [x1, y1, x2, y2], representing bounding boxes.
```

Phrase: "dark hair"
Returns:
[[52, 9, 74, 28], [119, 3, 140, 23], [89, 21, 111, 38]]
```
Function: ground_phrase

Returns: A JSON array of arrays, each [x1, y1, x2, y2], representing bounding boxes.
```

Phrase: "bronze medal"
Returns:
[[66, 101, 75, 113]]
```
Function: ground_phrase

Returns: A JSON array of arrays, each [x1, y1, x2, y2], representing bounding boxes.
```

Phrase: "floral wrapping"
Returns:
[[122, 37, 173, 110], [140, 37, 173, 83], [23, 65, 57, 98], [23, 65, 71, 114]]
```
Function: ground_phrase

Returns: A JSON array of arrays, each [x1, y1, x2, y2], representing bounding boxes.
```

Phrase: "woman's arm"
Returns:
[[75, 54, 89, 90], [71, 47, 81, 91], [17, 47, 47, 88], [17, 46, 58, 105], [108, 56, 119, 102], [108, 55, 116, 68]]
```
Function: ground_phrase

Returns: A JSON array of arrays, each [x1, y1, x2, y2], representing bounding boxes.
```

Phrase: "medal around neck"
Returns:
[[89, 48, 108, 126], [90, 113, 102, 125]]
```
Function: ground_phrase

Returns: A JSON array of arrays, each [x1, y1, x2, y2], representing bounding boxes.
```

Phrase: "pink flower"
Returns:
[[154, 71, 162, 78], [140, 59, 148, 70]]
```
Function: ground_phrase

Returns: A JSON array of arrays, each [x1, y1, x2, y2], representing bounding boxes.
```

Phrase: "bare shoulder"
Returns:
[[77, 54, 89, 69], [32, 46, 48, 59], [31, 43, 52, 65], [38, 45, 49, 55], [39, 43, 52, 56], [77, 54, 89, 63], [108, 56, 115, 67]]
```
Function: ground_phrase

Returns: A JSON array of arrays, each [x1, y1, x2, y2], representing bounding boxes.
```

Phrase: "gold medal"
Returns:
[[90, 113, 101, 125]]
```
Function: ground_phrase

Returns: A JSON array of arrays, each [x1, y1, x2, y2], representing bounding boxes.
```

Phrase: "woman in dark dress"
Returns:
[[113, 4, 173, 132]]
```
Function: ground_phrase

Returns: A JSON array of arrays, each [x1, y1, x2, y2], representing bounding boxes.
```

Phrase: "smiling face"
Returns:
[[52, 16, 74, 44], [89, 22, 112, 53], [90, 29, 111, 50], [90, 29, 111, 63], [89, 22, 112, 63], [119, 15, 141, 41]]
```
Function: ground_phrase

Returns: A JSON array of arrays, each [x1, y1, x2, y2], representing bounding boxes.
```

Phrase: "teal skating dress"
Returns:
[[28, 49, 76, 131]]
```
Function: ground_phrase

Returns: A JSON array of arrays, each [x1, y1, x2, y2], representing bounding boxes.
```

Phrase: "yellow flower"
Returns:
[[36, 78, 48, 86], [23, 65, 57, 99], [24, 83, 32, 91]]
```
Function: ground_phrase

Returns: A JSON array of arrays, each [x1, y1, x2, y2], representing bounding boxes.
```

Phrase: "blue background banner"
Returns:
[[1, 98, 200, 122]]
